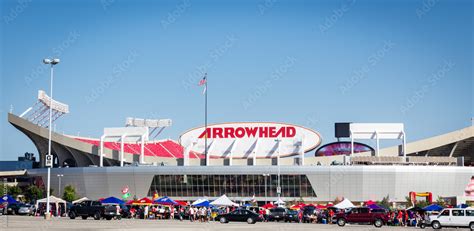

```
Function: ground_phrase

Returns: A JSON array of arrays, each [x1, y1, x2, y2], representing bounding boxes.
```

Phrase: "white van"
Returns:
[[429, 208, 474, 230]]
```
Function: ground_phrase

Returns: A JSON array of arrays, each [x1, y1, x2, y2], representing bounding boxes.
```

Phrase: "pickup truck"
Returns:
[[69, 200, 111, 220], [334, 207, 390, 228]]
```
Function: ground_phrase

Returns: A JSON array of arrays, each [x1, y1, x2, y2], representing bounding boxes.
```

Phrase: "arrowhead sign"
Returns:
[[45, 155, 53, 167]]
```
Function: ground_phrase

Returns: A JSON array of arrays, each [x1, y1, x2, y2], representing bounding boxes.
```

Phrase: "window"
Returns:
[[466, 210, 474, 216], [452, 210, 464, 216], [439, 210, 450, 216]]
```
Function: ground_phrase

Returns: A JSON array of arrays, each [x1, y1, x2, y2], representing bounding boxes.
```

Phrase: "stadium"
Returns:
[[5, 90, 474, 206]]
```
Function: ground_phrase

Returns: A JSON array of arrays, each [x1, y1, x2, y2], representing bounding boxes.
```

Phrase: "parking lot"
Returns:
[[0, 216, 465, 231]]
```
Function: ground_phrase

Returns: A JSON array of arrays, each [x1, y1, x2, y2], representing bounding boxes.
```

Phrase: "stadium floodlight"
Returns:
[[43, 57, 60, 220], [43, 58, 60, 65]]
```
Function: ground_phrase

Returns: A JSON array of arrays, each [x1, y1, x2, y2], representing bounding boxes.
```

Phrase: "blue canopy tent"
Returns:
[[242, 203, 252, 207], [154, 196, 178, 205], [456, 204, 468, 208], [101, 197, 125, 205], [194, 200, 213, 207], [367, 204, 384, 210], [0, 195, 18, 204], [423, 204, 444, 211]]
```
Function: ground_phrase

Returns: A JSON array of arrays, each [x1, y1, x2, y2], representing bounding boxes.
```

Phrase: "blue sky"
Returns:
[[0, 0, 472, 160]]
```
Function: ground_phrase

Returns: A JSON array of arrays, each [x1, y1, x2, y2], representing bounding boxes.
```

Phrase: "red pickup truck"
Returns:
[[334, 207, 390, 228]]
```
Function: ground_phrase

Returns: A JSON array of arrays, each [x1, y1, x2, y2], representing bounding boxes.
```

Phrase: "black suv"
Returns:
[[268, 207, 287, 222]]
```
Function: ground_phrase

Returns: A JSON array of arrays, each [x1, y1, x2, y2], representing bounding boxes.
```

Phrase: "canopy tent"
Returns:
[[261, 203, 275, 209], [101, 197, 125, 205], [423, 204, 444, 211], [154, 196, 178, 205], [365, 200, 376, 206], [316, 204, 328, 209], [35, 196, 67, 216], [210, 195, 238, 207], [290, 203, 306, 210], [192, 198, 209, 206], [456, 204, 468, 208], [72, 197, 89, 204], [132, 197, 154, 205], [0, 195, 18, 204], [407, 206, 425, 212], [175, 200, 188, 206], [334, 199, 355, 209], [194, 200, 212, 207], [367, 204, 384, 210], [242, 203, 252, 207], [274, 198, 285, 206]]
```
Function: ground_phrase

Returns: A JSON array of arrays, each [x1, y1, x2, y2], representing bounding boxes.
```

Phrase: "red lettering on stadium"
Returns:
[[198, 126, 297, 139]]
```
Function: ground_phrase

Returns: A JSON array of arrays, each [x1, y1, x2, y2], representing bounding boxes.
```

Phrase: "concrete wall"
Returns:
[[28, 165, 474, 202]]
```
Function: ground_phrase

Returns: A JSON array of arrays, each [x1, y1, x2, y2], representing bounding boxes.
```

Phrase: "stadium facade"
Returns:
[[5, 91, 474, 204]]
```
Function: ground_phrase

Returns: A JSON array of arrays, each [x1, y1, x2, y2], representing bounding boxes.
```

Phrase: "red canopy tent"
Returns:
[[316, 204, 328, 209], [132, 197, 154, 205], [290, 203, 306, 210], [365, 200, 376, 206], [261, 203, 276, 209], [175, 200, 188, 206]]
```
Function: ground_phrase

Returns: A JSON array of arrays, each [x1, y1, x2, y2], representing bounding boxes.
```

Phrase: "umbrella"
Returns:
[[261, 203, 275, 209], [423, 204, 444, 211], [154, 196, 178, 205], [100, 197, 125, 205]]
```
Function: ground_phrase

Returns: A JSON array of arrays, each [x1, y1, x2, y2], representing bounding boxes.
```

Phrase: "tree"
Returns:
[[436, 196, 446, 207], [376, 195, 391, 209], [25, 185, 44, 202], [62, 185, 77, 202], [8, 185, 22, 198]]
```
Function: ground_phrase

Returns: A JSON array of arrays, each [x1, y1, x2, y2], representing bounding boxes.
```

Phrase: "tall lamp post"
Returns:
[[57, 174, 64, 197], [43, 58, 60, 219]]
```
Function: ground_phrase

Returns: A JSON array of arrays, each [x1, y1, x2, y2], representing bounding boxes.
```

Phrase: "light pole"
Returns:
[[262, 174, 269, 204], [43, 58, 60, 219], [57, 174, 64, 197]]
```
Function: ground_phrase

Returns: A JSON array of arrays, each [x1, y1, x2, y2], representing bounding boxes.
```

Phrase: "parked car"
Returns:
[[68, 200, 106, 220], [216, 209, 261, 224], [268, 207, 287, 222], [17, 204, 35, 216], [334, 207, 390, 228], [428, 208, 474, 230], [7, 203, 23, 215], [284, 210, 300, 223]]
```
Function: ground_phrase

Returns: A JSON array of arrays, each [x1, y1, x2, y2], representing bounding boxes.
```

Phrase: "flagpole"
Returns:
[[204, 73, 208, 166]]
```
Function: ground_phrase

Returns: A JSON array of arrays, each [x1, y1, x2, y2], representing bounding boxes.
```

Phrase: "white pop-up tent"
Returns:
[[36, 196, 68, 216], [210, 195, 238, 207], [334, 198, 355, 209], [72, 197, 89, 204], [274, 198, 285, 206]]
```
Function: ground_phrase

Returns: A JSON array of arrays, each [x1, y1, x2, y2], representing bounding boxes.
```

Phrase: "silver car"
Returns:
[[18, 204, 35, 216]]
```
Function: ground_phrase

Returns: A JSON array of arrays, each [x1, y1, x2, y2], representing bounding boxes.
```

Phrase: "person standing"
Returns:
[[189, 206, 195, 222], [144, 205, 149, 219]]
